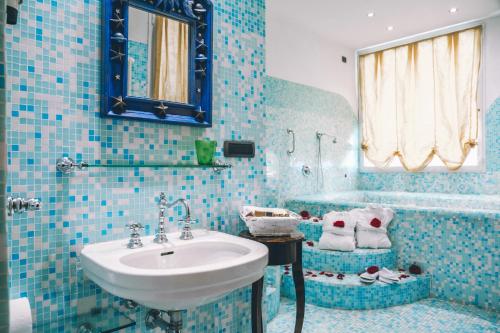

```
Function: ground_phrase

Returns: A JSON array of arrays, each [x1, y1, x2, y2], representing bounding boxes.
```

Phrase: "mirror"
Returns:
[[128, 7, 189, 103], [102, 0, 213, 126]]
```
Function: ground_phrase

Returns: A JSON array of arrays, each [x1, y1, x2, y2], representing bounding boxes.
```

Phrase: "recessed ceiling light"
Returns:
[[387, 26, 394, 31], [367, 12, 375, 18], [449, 7, 458, 14]]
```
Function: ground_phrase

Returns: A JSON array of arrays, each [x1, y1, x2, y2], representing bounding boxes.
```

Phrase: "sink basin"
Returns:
[[80, 230, 268, 310]]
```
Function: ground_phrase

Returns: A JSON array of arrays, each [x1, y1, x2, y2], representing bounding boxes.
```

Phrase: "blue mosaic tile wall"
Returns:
[[127, 40, 148, 97], [358, 98, 500, 195], [264, 76, 358, 203], [285, 198, 500, 311], [5, 0, 268, 331], [0, 0, 10, 329]]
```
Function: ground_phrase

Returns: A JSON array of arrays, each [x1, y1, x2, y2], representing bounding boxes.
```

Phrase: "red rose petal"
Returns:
[[306, 241, 314, 247], [370, 218, 382, 228], [325, 273, 334, 277], [319, 271, 325, 275], [311, 274, 317, 277], [300, 210, 311, 219], [333, 220, 345, 228], [367, 266, 379, 274]]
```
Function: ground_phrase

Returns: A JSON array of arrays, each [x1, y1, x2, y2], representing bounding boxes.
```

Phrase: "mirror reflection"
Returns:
[[128, 6, 189, 103]]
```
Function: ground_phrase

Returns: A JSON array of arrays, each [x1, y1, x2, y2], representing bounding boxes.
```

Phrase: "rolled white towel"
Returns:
[[318, 232, 356, 252]]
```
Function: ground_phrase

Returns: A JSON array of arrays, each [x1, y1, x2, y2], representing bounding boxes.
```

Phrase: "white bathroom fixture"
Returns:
[[81, 230, 269, 310]]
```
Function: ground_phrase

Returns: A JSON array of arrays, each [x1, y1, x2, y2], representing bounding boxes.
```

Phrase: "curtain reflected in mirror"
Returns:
[[152, 16, 189, 103], [127, 6, 189, 103]]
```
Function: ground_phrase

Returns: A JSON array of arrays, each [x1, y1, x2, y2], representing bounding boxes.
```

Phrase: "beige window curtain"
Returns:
[[152, 16, 189, 103], [359, 26, 482, 171]]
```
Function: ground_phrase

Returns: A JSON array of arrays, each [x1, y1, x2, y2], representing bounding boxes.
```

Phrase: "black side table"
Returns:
[[239, 230, 305, 333]]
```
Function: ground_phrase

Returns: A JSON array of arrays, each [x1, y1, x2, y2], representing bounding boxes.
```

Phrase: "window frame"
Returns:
[[355, 20, 487, 173]]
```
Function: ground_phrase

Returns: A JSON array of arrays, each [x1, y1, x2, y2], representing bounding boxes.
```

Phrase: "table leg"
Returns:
[[292, 242, 304, 333], [251, 276, 264, 333]]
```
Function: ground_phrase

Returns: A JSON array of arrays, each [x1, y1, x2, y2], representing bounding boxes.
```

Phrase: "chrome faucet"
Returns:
[[154, 193, 193, 243]]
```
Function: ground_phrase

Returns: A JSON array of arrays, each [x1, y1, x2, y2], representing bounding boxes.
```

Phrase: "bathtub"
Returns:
[[287, 190, 500, 212], [284, 191, 500, 311]]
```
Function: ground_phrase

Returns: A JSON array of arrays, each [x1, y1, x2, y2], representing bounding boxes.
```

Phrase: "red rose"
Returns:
[[367, 266, 379, 274], [370, 218, 382, 228], [299, 211, 311, 219], [333, 220, 345, 228]]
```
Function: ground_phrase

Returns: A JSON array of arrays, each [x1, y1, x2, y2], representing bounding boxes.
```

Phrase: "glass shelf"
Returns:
[[86, 163, 230, 169], [57, 157, 231, 174]]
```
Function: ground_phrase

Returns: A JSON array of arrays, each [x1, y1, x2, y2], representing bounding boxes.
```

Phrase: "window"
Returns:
[[358, 26, 483, 172]]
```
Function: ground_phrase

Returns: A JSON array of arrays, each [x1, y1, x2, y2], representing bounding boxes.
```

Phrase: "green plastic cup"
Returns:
[[195, 140, 217, 165]]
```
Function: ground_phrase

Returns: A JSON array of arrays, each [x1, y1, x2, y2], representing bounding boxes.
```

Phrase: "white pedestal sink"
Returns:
[[81, 230, 269, 310]]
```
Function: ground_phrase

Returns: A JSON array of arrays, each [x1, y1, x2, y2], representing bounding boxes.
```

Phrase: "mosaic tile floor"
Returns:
[[267, 298, 499, 333]]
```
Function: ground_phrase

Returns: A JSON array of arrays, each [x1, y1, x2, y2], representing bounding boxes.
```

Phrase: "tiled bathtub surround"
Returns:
[[358, 97, 500, 195], [264, 76, 358, 203], [6, 0, 267, 330], [285, 192, 500, 310]]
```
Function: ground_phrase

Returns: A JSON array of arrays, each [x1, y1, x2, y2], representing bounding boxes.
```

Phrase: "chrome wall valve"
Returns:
[[7, 197, 41, 216], [56, 157, 89, 174]]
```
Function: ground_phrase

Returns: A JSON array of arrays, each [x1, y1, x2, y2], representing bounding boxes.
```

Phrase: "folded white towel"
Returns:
[[351, 206, 394, 249], [322, 211, 356, 236], [356, 230, 392, 248], [318, 232, 356, 252]]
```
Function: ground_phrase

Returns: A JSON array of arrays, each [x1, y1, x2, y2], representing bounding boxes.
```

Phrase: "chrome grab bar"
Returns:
[[287, 128, 295, 155]]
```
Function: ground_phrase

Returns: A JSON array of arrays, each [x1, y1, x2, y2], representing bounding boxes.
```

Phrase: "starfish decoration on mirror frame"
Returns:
[[110, 12, 125, 28], [110, 48, 125, 62], [111, 96, 126, 114], [195, 109, 206, 122], [154, 102, 169, 118]]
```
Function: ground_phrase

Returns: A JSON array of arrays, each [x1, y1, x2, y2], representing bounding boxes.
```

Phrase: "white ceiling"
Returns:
[[268, 0, 500, 49]]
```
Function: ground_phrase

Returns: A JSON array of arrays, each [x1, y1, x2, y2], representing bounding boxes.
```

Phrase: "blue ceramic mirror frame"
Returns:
[[102, 0, 213, 127]]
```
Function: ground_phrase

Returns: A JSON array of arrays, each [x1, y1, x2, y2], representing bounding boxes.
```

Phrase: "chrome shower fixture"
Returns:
[[316, 131, 337, 144]]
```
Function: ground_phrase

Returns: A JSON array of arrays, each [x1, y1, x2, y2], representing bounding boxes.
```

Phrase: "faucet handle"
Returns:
[[126, 223, 144, 249], [126, 223, 144, 233], [179, 219, 194, 240], [158, 192, 168, 207]]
